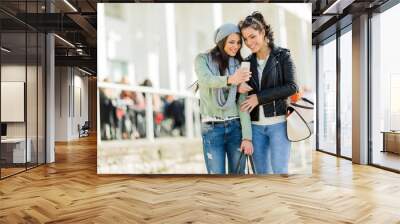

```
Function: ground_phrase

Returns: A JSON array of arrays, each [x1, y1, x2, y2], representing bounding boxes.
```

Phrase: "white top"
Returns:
[[252, 56, 286, 126]]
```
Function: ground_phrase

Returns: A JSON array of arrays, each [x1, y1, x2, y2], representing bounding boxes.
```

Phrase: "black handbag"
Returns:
[[235, 151, 257, 174]]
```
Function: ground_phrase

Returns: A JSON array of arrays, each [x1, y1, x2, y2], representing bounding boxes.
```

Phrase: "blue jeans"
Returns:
[[201, 119, 246, 174], [252, 121, 291, 174]]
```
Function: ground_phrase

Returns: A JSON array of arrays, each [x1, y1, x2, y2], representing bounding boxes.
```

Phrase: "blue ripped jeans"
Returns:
[[201, 119, 245, 174], [252, 121, 291, 174]]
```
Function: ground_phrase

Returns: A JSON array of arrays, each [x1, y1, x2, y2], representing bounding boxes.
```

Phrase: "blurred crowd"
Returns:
[[100, 78, 186, 140]]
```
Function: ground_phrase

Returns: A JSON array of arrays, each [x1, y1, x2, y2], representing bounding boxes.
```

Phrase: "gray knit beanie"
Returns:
[[214, 23, 240, 44]]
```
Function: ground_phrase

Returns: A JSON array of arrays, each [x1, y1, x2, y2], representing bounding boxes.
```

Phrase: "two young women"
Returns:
[[195, 12, 298, 175]]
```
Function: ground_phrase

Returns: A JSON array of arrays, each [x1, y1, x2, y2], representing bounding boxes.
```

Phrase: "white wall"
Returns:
[[71, 73, 89, 138], [55, 67, 89, 141], [1, 64, 46, 163], [55, 67, 68, 141], [1, 65, 30, 138]]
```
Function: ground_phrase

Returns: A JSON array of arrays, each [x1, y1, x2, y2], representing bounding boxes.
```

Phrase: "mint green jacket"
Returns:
[[194, 53, 252, 140]]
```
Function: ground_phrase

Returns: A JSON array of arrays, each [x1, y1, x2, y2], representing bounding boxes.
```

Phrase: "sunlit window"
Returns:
[[318, 37, 337, 155]]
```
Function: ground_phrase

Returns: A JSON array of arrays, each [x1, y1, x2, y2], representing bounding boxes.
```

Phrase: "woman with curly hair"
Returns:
[[238, 12, 298, 174]]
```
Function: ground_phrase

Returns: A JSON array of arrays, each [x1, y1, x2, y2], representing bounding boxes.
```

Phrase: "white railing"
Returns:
[[97, 81, 201, 143]]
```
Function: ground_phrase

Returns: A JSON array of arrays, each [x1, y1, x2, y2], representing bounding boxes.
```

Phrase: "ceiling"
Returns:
[[0, 0, 393, 76], [1, 0, 97, 74]]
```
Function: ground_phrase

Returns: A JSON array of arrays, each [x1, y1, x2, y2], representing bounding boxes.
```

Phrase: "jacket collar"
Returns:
[[248, 44, 282, 90]]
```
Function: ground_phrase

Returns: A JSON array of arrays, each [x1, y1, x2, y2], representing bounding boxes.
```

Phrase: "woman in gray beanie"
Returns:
[[194, 23, 253, 174]]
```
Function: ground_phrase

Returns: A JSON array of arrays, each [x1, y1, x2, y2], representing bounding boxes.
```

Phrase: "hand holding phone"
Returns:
[[241, 61, 250, 72], [228, 62, 252, 85]]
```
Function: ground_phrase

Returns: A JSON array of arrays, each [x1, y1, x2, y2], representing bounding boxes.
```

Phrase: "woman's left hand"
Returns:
[[240, 94, 259, 112], [240, 140, 253, 155], [237, 83, 253, 94]]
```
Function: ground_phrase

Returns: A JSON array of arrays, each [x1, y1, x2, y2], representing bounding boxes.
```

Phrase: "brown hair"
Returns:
[[238, 11, 274, 48], [210, 35, 243, 76]]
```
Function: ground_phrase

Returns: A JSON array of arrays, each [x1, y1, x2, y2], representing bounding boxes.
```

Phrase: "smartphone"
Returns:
[[241, 61, 257, 88], [241, 61, 250, 72]]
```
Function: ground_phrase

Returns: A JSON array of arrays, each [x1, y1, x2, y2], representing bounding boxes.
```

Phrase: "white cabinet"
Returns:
[[1, 138, 32, 163]]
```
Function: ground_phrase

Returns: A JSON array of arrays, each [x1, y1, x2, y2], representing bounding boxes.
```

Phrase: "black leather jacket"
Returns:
[[245, 45, 298, 121]]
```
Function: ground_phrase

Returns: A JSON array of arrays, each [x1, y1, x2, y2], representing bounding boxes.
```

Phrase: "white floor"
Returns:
[[98, 136, 313, 174]]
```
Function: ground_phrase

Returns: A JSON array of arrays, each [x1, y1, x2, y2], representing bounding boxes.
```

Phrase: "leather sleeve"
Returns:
[[256, 51, 298, 105]]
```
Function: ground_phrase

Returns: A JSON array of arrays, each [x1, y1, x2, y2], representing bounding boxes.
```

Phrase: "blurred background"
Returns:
[[97, 3, 313, 174]]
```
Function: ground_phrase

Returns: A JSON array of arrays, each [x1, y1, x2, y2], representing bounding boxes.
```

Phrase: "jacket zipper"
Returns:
[[273, 58, 278, 116]]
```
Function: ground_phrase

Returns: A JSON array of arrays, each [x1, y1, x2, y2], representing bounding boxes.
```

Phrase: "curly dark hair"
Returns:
[[210, 35, 243, 76], [238, 11, 274, 48]]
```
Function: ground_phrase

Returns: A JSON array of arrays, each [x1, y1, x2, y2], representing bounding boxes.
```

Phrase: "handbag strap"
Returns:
[[291, 97, 314, 110], [247, 155, 256, 174], [246, 155, 250, 175], [235, 152, 244, 174], [301, 97, 314, 105], [290, 103, 314, 110], [235, 151, 257, 174]]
